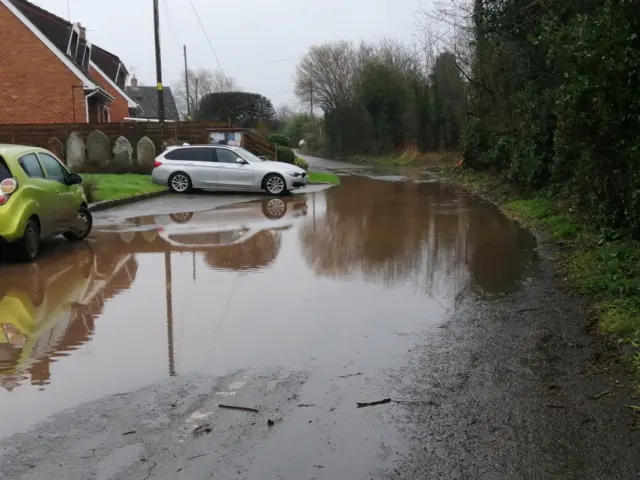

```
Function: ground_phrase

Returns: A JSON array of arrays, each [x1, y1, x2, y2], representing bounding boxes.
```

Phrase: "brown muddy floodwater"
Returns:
[[0, 174, 539, 439]]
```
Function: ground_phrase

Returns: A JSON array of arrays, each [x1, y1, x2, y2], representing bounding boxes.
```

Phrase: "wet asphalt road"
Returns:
[[0, 166, 638, 479]]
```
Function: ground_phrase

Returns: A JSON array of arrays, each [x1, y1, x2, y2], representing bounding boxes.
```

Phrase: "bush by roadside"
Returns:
[[267, 134, 290, 147], [294, 157, 309, 170], [276, 146, 295, 164]]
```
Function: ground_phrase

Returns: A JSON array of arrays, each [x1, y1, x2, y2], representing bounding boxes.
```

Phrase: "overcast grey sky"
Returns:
[[35, 0, 427, 107]]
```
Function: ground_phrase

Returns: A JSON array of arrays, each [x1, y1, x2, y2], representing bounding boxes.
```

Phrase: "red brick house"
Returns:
[[0, 0, 141, 124]]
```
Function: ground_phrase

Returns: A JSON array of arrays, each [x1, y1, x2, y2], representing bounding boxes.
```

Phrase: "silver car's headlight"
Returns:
[[286, 171, 301, 177]]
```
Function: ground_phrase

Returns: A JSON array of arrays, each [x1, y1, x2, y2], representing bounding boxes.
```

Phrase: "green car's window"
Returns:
[[0, 157, 11, 181], [18, 154, 45, 179], [38, 153, 67, 184]]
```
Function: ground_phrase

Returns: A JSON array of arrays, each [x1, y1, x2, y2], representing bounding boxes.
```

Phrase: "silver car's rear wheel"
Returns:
[[264, 174, 286, 196], [169, 172, 192, 193]]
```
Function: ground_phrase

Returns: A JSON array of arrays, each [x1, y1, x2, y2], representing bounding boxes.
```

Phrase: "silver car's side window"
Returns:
[[165, 148, 214, 162], [215, 149, 239, 164]]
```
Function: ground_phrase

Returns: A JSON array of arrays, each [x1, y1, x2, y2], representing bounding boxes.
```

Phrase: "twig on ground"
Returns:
[[187, 453, 210, 461], [544, 404, 566, 409], [122, 430, 136, 436], [143, 461, 157, 480], [297, 403, 316, 408], [357, 398, 391, 408], [338, 372, 363, 379], [219, 404, 259, 413], [392, 399, 441, 407], [192, 424, 212, 437], [592, 390, 611, 400]]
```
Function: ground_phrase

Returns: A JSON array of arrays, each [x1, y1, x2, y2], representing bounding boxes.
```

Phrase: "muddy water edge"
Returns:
[[0, 173, 638, 479]]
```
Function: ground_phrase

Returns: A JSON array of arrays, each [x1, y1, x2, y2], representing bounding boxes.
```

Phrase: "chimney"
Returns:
[[130, 75, 138, 88], [76, 22, 86, 40]]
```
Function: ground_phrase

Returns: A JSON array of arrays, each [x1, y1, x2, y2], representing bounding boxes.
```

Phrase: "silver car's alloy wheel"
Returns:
[[266, 175, 285, 195], [266, 198, 286, 218], [171, 174, 190, 193]]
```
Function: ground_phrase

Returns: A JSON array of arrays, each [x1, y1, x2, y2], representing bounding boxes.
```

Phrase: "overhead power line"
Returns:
[[188, 0, 229, 84]]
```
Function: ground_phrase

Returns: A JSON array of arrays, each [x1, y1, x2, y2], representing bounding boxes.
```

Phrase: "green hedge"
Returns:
[[276, 146, 295, 164], [267, 134, 291, 147], [463, 0, 640, 237]]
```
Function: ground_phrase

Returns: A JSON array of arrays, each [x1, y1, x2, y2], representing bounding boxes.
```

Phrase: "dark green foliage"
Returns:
[[465, 0, 640, 236], [276, 146, 295, 164], [196, 92, 276, 128], [295, 42, 466, 157], [267, 134, 290, 147]]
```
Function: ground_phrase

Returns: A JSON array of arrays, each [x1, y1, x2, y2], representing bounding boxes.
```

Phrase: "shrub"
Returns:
[[267, 134, 291, 147], [276, 146, 295, 164], [82, 177, 98, 203], [294, 157, 309, 170]]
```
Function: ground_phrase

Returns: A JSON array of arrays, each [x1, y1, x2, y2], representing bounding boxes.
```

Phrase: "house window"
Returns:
[[81, 44, 92, 70], [67, 28, 80, 58]]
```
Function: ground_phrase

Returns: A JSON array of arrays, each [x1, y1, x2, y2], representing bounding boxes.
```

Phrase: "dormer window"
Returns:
[[81, 43, 92, 71], [115, 62, 128, 89], [66, 24, 81, 58]]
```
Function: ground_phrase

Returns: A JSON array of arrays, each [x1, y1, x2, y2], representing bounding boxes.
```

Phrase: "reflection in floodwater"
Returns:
[[300, 176, 537, 306], [0, 176, 539, 437], [0, 245, 138, 391]]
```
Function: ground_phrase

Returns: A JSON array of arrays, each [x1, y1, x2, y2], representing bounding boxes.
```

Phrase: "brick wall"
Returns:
[[0, 3, 86, 124], [89, 65, 130, 122]]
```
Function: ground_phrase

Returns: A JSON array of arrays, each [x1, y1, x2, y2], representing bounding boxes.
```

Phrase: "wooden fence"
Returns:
[[0, 121, 276, 159]]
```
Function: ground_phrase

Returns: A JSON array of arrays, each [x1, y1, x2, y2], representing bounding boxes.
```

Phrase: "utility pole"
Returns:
[[194, 78, 199, 112], [183, 45, 191, 120], [153, 0, 165, 124]]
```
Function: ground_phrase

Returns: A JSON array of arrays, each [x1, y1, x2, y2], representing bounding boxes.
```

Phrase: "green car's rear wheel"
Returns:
[[15, 218, 40, 262]]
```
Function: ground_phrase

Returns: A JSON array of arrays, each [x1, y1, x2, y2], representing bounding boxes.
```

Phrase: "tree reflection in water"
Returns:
[[299, 176, 538, 308]]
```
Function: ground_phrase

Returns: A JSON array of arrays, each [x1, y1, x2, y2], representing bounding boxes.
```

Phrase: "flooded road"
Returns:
[[1, 174, 637, 479]]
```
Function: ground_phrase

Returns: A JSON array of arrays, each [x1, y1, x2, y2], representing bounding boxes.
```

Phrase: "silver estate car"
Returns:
[[151, 145, 308, 196]]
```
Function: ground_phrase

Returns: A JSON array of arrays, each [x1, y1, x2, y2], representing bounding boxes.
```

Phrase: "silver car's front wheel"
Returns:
[[169, 172, 192, 193], [264, 174, 286, 196]]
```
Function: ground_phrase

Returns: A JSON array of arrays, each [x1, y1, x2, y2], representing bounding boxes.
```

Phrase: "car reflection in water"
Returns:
[[93, 196, 309, 272], [0, 245, 138, 391]]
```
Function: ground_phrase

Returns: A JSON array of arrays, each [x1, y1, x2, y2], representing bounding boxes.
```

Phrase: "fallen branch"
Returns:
[[338, 372, 363, 379], [357, 398, 391, 408], [219, 404, 259, 413], [297, 403, 316, 408], [122, 430, 136, 436]]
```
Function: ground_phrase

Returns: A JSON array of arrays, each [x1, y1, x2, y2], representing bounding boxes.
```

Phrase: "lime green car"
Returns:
[[0, 144, 92, 261]]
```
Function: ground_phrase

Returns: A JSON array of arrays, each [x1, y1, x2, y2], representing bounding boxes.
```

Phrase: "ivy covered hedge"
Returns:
[[463, 0, 640, 236]]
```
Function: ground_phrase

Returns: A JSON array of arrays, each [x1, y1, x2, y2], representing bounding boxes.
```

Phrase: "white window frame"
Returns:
[[81, 43, 92, 70], [66, 24, 81, 58]]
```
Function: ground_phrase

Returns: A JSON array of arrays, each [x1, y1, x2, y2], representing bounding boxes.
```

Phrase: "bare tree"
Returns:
[[173, 68, 241, 119], [294, 41, 360, 111]]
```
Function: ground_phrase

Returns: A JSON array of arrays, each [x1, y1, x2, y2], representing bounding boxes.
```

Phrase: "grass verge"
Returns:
[[437, 161, 640, 384], [82, 174, 165, 203], [308, 171, 340, 185]]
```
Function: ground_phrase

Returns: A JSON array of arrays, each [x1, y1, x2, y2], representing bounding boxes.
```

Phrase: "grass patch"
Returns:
[[349, 151, 458, 169], [308, 171, 340, 185], [435, 160, 640, 382], [82, 174, 165, 202]]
